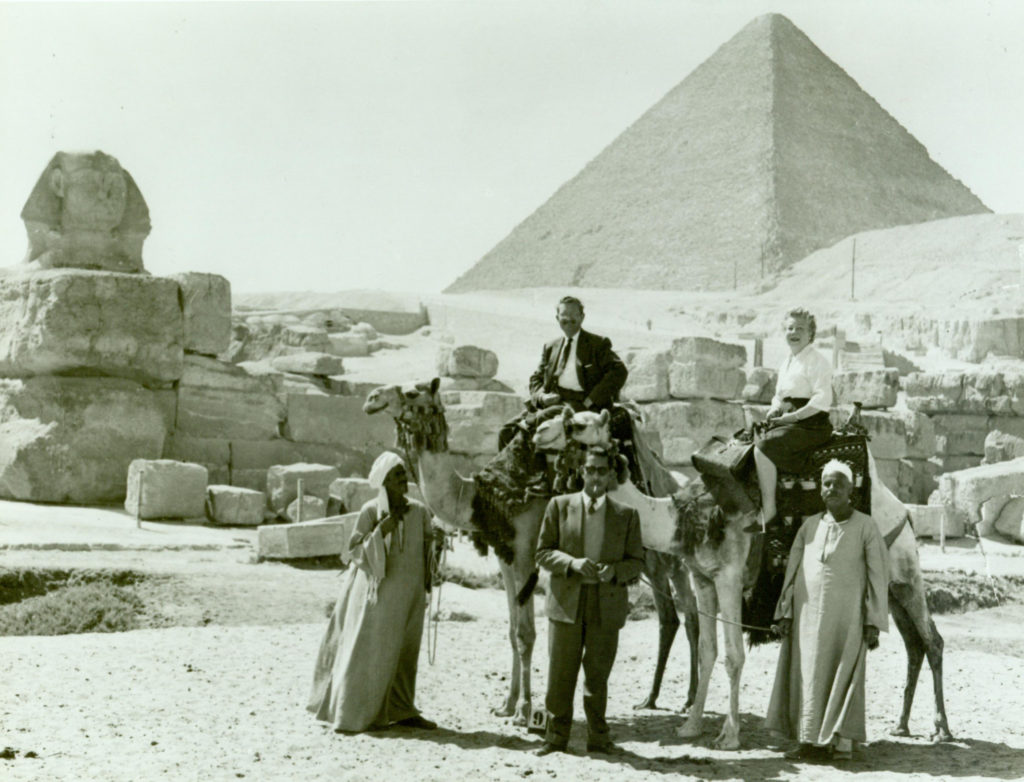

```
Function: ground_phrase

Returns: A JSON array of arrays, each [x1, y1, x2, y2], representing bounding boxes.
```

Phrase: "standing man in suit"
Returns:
[[534, 447, 645, 756], [498, 296, 628, 452]]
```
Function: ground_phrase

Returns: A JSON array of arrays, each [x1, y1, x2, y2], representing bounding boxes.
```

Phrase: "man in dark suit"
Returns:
[[534, 447, 644, 756], [498, 296, 628, 452]]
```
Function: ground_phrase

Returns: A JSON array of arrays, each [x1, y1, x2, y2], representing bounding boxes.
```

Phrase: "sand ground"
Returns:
[[1, 514, 1023, 782]]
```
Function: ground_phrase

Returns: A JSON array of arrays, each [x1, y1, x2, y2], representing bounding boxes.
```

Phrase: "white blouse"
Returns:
[[772, 344, 833, 413]]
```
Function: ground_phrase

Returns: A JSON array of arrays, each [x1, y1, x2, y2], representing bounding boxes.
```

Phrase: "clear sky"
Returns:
[[1, 0, 1022, 294]]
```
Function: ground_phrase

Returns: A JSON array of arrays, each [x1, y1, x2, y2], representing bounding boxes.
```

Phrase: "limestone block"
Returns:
[[832, 368, 899, 409], [903, 373, 964, 413], [932, 414, 989, 456], [442, 391, 525, 455], [939, 457, 1024, 534], [436, 345, 499, 379], [328, 477, 376, 515], [960, 372, 1007, 415], [230, 439, 370, 478], [907, 504, 965, 539], [176, 386, 285, 440], [0, 269, 182, 386], [182, 354, 280, 393], [124, 459, 208, 519], [285, 495, 327, 523], [643, 399, 746, 466], [892, 410, 937, 459], [1001, 373, 1024, 416], [859, 412, 908, 460], [281, 373, 329, 395], [437, 377, 515, 393], [205, 485, 265, 526], [898, 458, 941, 505], [163, 434, 230, 466], [992, 497, 1024, 544], [282, 325, 333, 353], [621, 349, 670, 402], [231, 468, 268, 493], [266, 463, 341, 515], [937, 454, 983, 473], [282, 394, 395, 451], [20, 151, 150, 272], [741, 367, 777, 404], [668, 362, 745, 400], [352, 322, 379, 340], [0, 376, 169, 503], [984, 430, 1024, 465], [873, 458, 899, 495], [169, 272, 231, 356], [257, 513, 360, 560], [271, 352, 345, 376], [670, 337, 746, 368], [327, 378, 384, 397], [327, 333, 370, 357]]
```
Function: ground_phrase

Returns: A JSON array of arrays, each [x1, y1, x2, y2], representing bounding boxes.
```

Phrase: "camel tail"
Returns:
[[516, 571, 539, 605]]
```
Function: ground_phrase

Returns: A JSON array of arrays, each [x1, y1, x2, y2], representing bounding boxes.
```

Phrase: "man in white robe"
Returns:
[[766, 459, 888, 762]]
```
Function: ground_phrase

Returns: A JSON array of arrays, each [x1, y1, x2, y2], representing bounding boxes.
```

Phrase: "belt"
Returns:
[[555, 386, 587, 401]]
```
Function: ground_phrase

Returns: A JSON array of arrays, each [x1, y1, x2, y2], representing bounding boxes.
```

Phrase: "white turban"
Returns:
[[368, 451, 406, 517], [821, 459, 853, 483]]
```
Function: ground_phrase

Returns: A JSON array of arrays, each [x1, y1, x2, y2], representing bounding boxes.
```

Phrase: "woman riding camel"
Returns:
[[746, 308, 833, 534]]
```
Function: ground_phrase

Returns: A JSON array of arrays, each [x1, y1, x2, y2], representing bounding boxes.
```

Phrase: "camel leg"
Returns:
[[635, 550, 679, 710], [494, 559, 522, 719], [667, 555, 700, 712], [712, 573, 745, 750], [677, 572, 718, 740], [888, 586, 925, 738], [891, 580, 954, 742]]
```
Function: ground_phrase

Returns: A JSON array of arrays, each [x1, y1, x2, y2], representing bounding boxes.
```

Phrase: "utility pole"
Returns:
[[850, 237, 857, 302]]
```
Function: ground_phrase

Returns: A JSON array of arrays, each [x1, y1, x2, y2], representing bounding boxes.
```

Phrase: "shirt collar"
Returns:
[[582, 492, 606, 511]]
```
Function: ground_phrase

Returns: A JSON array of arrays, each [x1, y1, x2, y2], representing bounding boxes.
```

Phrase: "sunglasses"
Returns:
[[582, 466, 610, 475]]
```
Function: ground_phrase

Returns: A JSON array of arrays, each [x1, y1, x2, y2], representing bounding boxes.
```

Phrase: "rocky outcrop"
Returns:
[[0, 376, 171, 503], [436, 345, 499, 379], [0, 269, 183, 387]]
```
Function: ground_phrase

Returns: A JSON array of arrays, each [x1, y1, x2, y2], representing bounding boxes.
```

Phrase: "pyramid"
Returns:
[[446, 14, 989, 293]]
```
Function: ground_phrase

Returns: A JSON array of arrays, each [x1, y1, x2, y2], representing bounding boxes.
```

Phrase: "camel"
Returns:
[[677, 450, 954, 748], [362, 379, 695, 725]]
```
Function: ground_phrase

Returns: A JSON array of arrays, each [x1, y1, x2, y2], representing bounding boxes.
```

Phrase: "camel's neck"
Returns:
[[412, 449, 477, 532]]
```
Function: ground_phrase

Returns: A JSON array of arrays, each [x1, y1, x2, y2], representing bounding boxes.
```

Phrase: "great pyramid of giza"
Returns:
[[446, 13, 990, 293]]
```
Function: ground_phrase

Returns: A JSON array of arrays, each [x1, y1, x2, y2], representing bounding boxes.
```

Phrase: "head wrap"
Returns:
[[368, 451, 406, 517], [821, 459, 853, 483]]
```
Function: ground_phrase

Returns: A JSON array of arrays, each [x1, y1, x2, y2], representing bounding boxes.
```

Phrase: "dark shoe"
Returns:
[[395, 715, 437, 730], [587, 741, 624, 755], [784, 743, 828, 761], [830, 748, 853, 762], [535, 742, 567, 757]]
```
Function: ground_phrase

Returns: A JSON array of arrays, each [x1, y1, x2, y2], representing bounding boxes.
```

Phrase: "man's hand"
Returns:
[[864, 625, 880, 650], [772, 618, 792, 638], [378, 514, 398, 537], [539, 392, 562, 408], [596, 563, 615, 583], [571, 558, 599, 580], [765, 407, 783, 422]]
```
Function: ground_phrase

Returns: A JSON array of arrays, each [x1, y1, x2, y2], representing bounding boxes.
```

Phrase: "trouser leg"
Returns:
[[580, 589, 619, 745], [545, 618, 584, 747]]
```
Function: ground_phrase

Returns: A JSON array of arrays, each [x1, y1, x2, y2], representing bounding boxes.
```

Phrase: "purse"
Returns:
[[691, 430, 754, 481]]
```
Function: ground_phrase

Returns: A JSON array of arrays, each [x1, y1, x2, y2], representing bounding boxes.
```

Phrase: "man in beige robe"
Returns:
[[766, 459, 888, 762]]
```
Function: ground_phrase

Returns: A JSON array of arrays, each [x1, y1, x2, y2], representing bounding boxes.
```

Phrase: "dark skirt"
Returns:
[[755, 411, 833, 473]]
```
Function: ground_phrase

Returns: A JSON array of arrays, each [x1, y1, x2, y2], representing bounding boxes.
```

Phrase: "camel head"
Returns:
[[364, 378, 449, 453], [567, 408, 611, 447]]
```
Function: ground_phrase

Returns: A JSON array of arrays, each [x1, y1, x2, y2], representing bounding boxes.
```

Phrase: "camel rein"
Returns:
[[637, 574, 776, 634]]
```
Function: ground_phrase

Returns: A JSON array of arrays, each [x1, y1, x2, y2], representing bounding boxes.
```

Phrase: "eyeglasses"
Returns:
[[582, 466, 610, 475]]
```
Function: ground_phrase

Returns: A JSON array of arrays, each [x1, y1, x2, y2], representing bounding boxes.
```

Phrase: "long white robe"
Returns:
[[307, 499, 433, 731], [766, 509, 888, 745]]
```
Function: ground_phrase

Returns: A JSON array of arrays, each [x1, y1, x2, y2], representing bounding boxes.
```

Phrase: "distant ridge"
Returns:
[[446, 13, 989, 293]]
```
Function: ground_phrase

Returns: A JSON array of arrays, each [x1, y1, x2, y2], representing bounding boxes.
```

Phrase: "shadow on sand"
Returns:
[[378, 712, 1024, 780]]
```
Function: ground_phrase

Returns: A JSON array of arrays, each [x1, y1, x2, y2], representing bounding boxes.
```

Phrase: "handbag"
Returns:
[[691, 430, 754, 481]]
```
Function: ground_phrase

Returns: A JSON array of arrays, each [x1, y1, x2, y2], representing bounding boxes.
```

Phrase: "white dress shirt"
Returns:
[[556, 333, 583, 391], [772, 344, 833, 414]]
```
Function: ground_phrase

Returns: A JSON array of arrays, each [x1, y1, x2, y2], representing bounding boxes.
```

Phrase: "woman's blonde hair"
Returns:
[[785, 308, 816, 342]]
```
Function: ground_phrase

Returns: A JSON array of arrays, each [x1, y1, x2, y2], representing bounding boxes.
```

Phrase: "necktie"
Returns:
[[555, 336, 573, 375], [588, 499, 597, 515]]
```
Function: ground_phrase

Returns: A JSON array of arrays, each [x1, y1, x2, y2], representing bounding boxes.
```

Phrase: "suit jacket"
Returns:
[[535, 492, 644, 628], [528, 329, 628, 410]]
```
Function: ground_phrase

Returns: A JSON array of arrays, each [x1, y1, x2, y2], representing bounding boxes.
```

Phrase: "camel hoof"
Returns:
[[889, 725, 911, 738], [931, 728, 955, 744], [511, 713, 529, 728], [491, 705, 515, 718], [676, 721, 703, 740], [679, 701, 694, 716], [634, 697, 657, 710], [713, 735, 741, 751]]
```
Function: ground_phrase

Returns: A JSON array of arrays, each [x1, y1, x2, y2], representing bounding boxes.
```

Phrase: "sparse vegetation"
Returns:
[[0, 581, 146, 636]]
